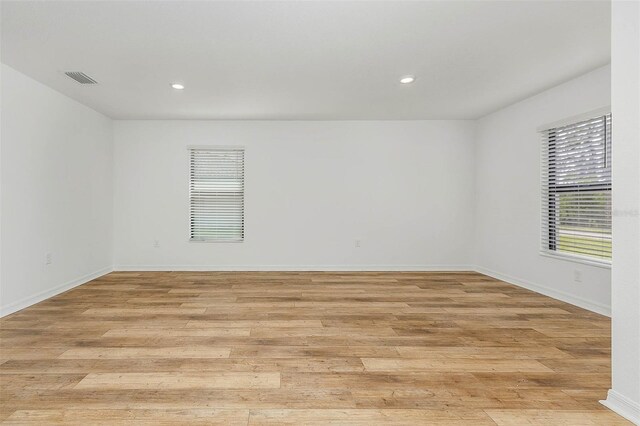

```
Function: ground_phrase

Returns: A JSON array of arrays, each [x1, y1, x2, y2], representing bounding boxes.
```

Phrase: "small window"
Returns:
[[189, 147, 244, 242], [541, 113, 611, 263]]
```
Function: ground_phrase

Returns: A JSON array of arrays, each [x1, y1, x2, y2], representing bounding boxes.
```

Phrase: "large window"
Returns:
[[541, 113, 611, 263], [189, 147, 244, 242]]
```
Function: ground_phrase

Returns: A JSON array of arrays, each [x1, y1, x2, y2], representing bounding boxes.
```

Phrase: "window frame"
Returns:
[[188, 145, 245, 243], [539, 111, 612, 267]]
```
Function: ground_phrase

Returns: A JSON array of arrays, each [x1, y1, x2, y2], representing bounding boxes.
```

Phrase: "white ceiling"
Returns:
[[1, 1, 611, 120]]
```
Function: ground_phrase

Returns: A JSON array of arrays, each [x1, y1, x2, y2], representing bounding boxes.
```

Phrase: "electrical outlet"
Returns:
[[45, 253, 52, 265], [154, 240, 160, 248], [355, 239, 361, 248], [573, 270, 582, 283]]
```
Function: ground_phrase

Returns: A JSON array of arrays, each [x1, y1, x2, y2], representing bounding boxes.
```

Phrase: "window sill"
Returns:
[[540, 251, 611, 269], [189, 239, 244, 243]]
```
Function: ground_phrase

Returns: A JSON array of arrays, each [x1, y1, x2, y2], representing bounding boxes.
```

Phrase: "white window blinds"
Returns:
[[189, 147, 245, 242], [541, 113, 611, 263]]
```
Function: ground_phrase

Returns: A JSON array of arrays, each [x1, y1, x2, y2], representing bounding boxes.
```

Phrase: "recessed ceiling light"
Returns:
[[400, 76, 415, 84], [171, 83, 185, 90]]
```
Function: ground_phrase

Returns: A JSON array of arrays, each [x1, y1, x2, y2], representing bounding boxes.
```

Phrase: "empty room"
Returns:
[[1, 1, 639, 424]]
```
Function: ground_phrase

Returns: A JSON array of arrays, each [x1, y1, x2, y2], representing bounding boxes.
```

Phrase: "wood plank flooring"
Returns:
[[0, 271, 629, 425]]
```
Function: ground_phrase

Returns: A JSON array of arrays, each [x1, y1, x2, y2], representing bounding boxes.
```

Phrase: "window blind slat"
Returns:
[[540, 113, 611, 263], [189, 147, 245, 242]]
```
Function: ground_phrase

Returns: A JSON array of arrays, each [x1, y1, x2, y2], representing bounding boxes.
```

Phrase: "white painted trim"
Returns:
[[0, 266, 113, 318], [601, 389, 640, 425], [113, 264, 608, 315], [187, 145, 245, 150], [539, 251, 611, 270], [537, 105, 611, 131], [473, 265, 611, 316], [3, 263, 610, 320], [113, 264, 474, 272]]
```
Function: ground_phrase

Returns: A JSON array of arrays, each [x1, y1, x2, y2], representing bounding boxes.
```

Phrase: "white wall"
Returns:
[[113, 120, 475, 270], [0, 64, 113, 315], [603, 2, 640, 423], [474, 65, 612, 315], [1, 64, 615, 319], [0, 5, 4, 315]]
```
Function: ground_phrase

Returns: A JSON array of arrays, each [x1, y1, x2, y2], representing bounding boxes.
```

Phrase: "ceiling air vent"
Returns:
[[64, 71, 98, 84]]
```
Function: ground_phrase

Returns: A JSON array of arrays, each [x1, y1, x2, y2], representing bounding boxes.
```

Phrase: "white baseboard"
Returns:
[[2, 264, 610, 318], [0, 266, 113, 318], [473, 265, 611, 317], [113, 264, 474, 272], [601, 390, 640, 425]]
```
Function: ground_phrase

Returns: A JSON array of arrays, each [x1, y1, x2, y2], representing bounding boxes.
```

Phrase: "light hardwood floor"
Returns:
[[0, 271, 629, 425]]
